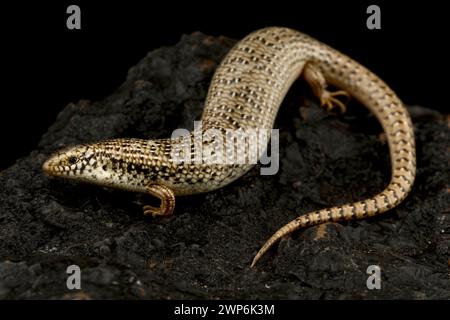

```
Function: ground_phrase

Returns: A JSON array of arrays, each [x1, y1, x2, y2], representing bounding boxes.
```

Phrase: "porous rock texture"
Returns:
[[0, 32, 449, 299]]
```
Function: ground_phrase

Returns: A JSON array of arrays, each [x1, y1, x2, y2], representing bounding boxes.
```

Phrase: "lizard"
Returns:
[[42, 27, 416, 267]]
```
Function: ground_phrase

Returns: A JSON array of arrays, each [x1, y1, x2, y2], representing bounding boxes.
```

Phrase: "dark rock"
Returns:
[[0, 32, 449, 299]]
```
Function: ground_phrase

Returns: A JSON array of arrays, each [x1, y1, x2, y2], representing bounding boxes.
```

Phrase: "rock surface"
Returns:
[[0, 32, 449, 299]]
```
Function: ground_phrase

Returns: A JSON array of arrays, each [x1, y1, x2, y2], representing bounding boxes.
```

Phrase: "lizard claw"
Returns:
[[320, 90, 350, 114]]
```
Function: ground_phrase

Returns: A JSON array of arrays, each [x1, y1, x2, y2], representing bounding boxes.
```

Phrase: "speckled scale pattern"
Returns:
[[43, 27, 416, 266]]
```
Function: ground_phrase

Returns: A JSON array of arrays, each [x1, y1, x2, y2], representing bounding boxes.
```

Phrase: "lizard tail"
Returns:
[[251, 53, 416, 267]]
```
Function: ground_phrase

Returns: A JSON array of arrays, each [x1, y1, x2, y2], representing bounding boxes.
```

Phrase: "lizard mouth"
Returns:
[[42, 152, 71, 176], [42, 156, 59, 176]]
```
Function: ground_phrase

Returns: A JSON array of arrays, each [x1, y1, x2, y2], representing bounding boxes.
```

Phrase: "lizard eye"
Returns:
[[68, 156, 78, 165]]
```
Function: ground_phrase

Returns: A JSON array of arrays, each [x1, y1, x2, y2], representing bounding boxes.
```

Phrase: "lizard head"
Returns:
[[42, 140, 157, 192], [42, 144, 97, 180]]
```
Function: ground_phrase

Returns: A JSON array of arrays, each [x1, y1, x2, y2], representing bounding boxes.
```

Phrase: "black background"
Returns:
[[2, 1, 448, 170]]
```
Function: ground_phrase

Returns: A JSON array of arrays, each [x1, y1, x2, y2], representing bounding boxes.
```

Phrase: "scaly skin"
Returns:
[[42, 27, 416, 267]]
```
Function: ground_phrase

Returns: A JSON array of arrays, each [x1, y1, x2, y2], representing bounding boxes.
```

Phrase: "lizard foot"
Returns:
[[302, 62, 350, 114], [320, 89, 350, 113]]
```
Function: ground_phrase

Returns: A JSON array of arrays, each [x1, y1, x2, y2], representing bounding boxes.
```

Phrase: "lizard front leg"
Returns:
[[143, 183, 175, 217]]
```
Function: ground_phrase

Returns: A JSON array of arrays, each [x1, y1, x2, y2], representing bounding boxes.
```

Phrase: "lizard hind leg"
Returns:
[[302, 62, 350, 113]]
